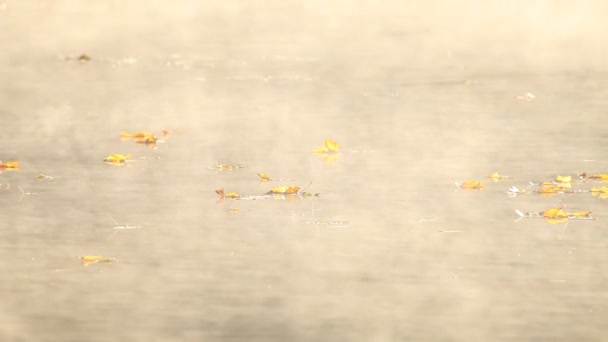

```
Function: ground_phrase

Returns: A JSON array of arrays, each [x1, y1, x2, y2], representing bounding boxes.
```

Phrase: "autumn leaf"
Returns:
[[0, 160, 20, 170], [591, 187, 608, 199], [542, 207, 569, 224], [535, 186, 571, 196], [569, 210, 593, 218], [214, 189, 240, 199], [487, 171, 511, 182], [455, 180, 485, 190], [268, 186, 300, 194], [103, 153, 132, 165], [257, 173, 271, 180], [78, 54, 91, 62], [542, 207, 568, 218], [554, 175, 572, 183], [80, 255, 113, 266], [313, 139, 340, 153], [588, 174, 608, 182], [121, 131, 157, 146]]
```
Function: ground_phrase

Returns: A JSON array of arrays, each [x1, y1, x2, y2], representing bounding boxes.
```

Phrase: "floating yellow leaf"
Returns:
[[80, 255, 113, 266], [103, 153, 132, 165], [591, 187, 608, 199], [555, 175, 572, 183], [268, 186, 300, 194], [569, 210, 593, 218], [536, 186, 570, 196], [542, 207, 568, 219], [225, 192, 240, 199], [257, 173, 271, 180], [487, 171, 511, 182], [588, 174, 608, 182], [313, 139, 340, 153], [0, 160, 20, 170], [121, 131, 157, 145], [456, 180, 485, 190], [214, 189, 240, 199]]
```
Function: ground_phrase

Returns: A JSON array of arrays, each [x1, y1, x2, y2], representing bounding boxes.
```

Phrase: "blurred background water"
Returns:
[[2, 1, 608, 341]]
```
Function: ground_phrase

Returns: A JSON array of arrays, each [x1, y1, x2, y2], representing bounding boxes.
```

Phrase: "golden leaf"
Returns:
[[569, 210, 592, 218], [313, 139, 340, 153], [268, 186, 300, 194], [487, 171, 511, 182], [257, 173, 271, 180], [542, 207, 568, 219], [225, 192, 240, 199], [591, 187, 608, 199], [103, 153, 131, 164], [214, 189, 240, 198], [555, 175, 572, 183], [457, 180, 485, 190], [0, 160, 20, 169], [589, 174, 608, 182], [324, 139, 340, 152], [121, 131, 157, 145], [80, 255, 113, 266], [536, 186, 570, 195]]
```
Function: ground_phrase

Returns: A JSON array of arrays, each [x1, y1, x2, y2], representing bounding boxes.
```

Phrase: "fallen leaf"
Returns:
[[103, 153, 131, 165], [225, 192, 240, 199], [536, 186, 570, 195], [80, 255, 113, 266], [555, 175, 572, 183], [588, 174, 608, 182], [591, 187, 608, 199], [0, 160, 20, 169], [542, 207, 568, 219], [268, 186, 300, 194], [78, 54, 91, 62], [456, 180, 485, 190], [120, 131, 157, 146], [257, 173, 271, 180], [487, 171, 511, 182], [313, 139, 340, 153], [569, 210, 593, 218], [214, 189, 240, 199]]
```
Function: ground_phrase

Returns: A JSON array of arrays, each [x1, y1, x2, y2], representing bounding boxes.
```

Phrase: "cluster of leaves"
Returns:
[[455, 171, 598, 226], [103, 129, 179, 166], [215, 139, 338, 202]]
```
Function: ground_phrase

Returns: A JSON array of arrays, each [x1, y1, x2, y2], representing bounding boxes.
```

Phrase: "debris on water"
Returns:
[[210, 162, 247, 171], [103, 153, 132, 165], [80, 255, 113, 266], [35, 174, 55, 181], [514, 92, 535, 101]]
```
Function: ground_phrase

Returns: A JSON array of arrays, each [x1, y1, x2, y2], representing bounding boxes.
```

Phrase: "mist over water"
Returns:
[[2, 1, 608, 341]]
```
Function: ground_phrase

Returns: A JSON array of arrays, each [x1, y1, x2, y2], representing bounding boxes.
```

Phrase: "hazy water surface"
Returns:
[[2, 1, 608, 341]]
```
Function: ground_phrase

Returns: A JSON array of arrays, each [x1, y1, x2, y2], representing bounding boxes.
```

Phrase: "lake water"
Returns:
[[2, 1, 608, 341]]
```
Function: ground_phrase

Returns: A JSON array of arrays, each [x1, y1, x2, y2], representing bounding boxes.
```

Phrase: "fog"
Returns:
[[1, 1, 608, 341]]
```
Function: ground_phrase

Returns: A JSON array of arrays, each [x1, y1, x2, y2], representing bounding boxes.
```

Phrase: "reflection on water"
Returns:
[[2, 1, 608, 341]]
